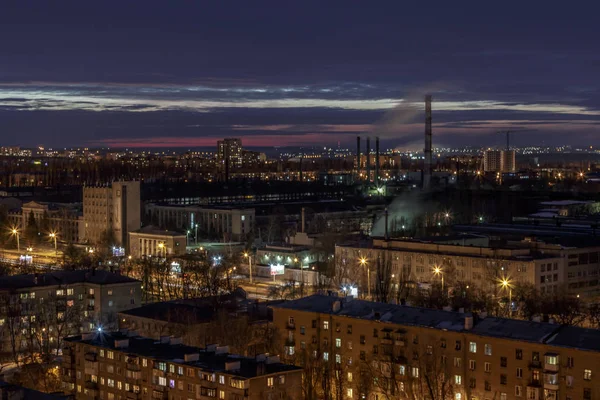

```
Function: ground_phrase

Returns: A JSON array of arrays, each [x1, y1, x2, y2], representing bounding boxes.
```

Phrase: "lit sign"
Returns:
[[112, 247, 125, 257], [270, 264, 285, 276], [170, 262, 181, 274], [19, 255, 33, 264]]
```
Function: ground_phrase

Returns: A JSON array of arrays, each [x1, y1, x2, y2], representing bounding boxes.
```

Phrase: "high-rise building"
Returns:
[[483, 150, 502, 172], [484, 150, 516, 173], [61, 332, 303, 400], [217, 138, 243, 169], [83, 181, 141, 248], [501, 150, 517, 173]]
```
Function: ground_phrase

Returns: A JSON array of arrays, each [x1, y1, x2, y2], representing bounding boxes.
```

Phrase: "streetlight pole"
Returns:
[[434, 266, 444, 292], [49, 232, 57, 255], [360, 257, 369, 300], [501, 278, 512, 317], [244, 252, 253, 284], [11, 229, 20, 252]]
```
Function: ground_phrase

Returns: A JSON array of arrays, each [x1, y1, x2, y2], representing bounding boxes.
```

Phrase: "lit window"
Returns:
[[267, 377, 274, 387], [323, 321, 329, 330], [484, 344, 492, 356], [545, 355, 558, 365], [347, 372, 353, 382], [584, 369, 592, 380], [336, 354, 341, 364], [323, 352, 329, 361], [455, 375, 462, 385], [107, 290, 113, 296], [158, 377, 166, 386], [335, 338, 341, 348], [469, 342, 477, 353], [455, 394, 462, 400], [219, 375, 225, 385], [411, 367, 419, 378], [347, 388, 353, 398], [279, 376, 285, 385]]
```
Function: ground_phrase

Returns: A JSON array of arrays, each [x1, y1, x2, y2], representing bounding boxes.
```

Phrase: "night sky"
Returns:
[[1, 2, 600, 149]]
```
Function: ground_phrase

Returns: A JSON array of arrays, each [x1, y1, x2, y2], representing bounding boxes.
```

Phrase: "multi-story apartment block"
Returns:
[[83, 181, 141, 248], [128, 227, 186, 258], [272, 294, 600, 400], [61, 332, 302, 400], [336, 235, 600, 297], [217, 138, 243, 169], [0, 270, 141, 355], [146, 204, 254, 242]]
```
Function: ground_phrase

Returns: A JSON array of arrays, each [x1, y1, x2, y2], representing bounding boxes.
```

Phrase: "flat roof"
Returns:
[[272, 295, 600, 352], [131, 225, 185, 237], [65, 332, 300, 379], [0, 270, 139, 290]]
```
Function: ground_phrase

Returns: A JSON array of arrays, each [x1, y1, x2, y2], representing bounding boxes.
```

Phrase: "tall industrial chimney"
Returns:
[[366, 137, 371, 183], [375, 137, 380, 186], [424, 95, 433, 190], [356, 136, 361, 181]]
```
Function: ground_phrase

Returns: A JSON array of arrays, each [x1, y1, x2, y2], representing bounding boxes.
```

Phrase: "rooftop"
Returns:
[[272, 295, 600, 352], [131, 225, 186, 237], [65, 332, 300, 379], [0, 270, 139, 290], [0, 381, 70, 399]]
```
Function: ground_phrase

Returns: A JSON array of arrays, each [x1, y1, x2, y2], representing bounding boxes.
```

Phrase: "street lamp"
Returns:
[[359, 257, 370, 300], [10, 228, 20, 251], [500, 278, 513, 317], [244, 252, 253, 284], [433, 266, 444, 291], [158, 242, 165, 257], [49, 232, 58, 255]]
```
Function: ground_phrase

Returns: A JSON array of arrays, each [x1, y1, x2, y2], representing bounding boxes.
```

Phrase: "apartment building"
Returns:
[[128, 226, 186, 258], [83, 181, 141, 248], [145, 204, 254, 242], [272, 294, 600, 400], [61, 332, 302, 400], [336, 235, 600, 297], [0, 270, 141, 355], [217, 138, 243, 169]]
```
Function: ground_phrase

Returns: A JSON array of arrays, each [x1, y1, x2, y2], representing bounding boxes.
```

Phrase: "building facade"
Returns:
[[217, 138, 243, 169], [128, 227, 186, 258], [272, 294, 600, 400], [16, 200, 84, 244], [83, 181, 141, 248], [0, 270, 141, 360], [61, 332, 302, 400], [146, 204, 255, 242]]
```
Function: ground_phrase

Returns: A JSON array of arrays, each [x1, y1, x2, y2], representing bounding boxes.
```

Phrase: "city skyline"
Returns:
[[1, 2, 599, 148]]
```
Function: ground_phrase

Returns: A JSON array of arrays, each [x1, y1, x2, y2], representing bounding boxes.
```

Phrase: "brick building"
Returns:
[[272, 294, 600, 400], [61, 332, 302, 400]]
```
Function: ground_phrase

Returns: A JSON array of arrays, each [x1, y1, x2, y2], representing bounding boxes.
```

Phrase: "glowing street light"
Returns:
[[244, 252, 253, 284], [49, 232, 58, 254], [433, 266, 444, 291], [157, 242, 166, 257], [359, 257, 370, 299], [500, 277, 513, 317], [10, 228, 20, 251]]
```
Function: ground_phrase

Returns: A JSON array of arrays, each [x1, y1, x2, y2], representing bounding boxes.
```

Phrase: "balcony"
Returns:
[[544, 362, 559, 372], [126, 393, 142, 400], [529, 360, 542, 369], [286, 322, 296, 330], [84, 352, 98, 362], [380, 337, 393, 345], [527, 379, 542, 388], [127, 362, 141, 371], [85, 381, 99, 390], [544, 373, 559, 391]]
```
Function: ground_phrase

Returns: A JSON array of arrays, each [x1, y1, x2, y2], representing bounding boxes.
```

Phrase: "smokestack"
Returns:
[[424, 95, 433, 190], [384, 207, 389, 240], [301, 207, 305, 234], [356, 136, 361, 181], [375, 137, 380, 186], [366, 137, 371, 183]]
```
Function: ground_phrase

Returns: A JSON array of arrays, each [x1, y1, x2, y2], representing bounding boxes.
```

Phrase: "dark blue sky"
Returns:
[[1, 1, 599, 149]]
